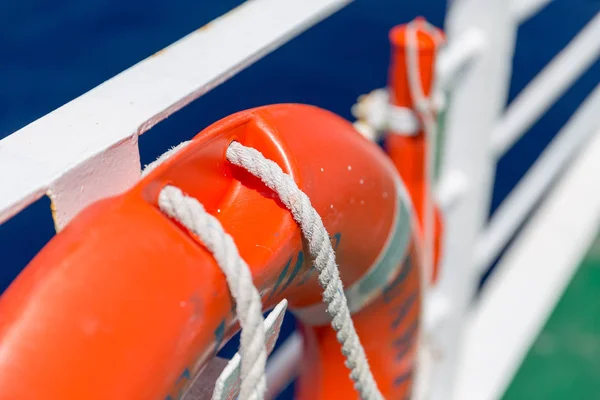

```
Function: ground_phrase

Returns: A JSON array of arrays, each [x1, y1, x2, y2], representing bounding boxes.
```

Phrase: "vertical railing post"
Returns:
[[425, 0, 517, 398]]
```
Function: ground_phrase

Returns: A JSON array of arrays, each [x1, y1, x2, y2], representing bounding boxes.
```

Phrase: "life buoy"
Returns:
[[385, 19, 445, 283], [0, 104, 423, 399]]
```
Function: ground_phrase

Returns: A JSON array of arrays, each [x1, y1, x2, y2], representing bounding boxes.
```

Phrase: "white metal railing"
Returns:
[[0, 0, 599, 399], [476, 83, 600, 272], [456, 123, 600, 400], [491, 11, 600, 157], [425, 0, 518, 398], [432, 0, 600, 398]]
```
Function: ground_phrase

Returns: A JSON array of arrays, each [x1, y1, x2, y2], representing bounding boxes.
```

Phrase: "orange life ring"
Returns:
[[0, 104, 423, 399], [385, 20, 445, 284]]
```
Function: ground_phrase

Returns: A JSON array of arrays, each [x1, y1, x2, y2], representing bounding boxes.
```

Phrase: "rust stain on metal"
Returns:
[[153, 2, 248, 58], [197, 21, 214, 32], [48, 194, 60, 233], [150, 48, 168, 58], [196, 2, 246, 33]]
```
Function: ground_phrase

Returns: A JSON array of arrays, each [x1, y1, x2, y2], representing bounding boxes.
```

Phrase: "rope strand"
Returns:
[[158, 186, 267, 400], [147, 137, 382, 400], [226, 141, 383, 400]]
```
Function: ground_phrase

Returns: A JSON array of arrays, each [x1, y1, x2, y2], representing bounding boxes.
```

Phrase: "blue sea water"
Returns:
[[0, 0, 599, 398]]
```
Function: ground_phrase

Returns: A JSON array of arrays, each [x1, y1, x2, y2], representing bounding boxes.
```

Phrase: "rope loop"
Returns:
[[145, 138, 384, 400]]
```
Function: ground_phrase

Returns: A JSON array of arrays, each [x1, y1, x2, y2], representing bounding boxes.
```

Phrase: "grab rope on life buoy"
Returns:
[[147, 140, 383, 400]]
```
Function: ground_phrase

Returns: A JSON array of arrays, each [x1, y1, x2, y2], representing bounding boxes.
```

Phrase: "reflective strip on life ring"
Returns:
[[293, 177, 414, 326]]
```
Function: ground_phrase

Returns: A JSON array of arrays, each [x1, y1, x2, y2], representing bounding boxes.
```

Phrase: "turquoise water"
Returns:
[[1, 0, 599, 397]]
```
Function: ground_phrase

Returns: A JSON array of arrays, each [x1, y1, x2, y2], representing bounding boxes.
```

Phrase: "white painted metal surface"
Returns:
[[183, 300, 288, 400], [511, 0, 554, 23], [435, 169, 468, 212], [491, 12, 600, 157], [425, 1, 517, 398], [0, 0, 352, 228], [476, 83, 600, 272], [210, 300, 288, 400], [454, 126, 600, 400], [435, 28, 486, 91], [47, 137, 140, 231]]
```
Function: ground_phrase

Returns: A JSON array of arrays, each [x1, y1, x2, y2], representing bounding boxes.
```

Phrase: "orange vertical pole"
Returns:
[[385, 18, 444, 283]]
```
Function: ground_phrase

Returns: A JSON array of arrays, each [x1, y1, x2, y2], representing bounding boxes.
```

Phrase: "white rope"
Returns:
[[146, 136, 382, 399], [158, 187, 268, 400], [142, 140, 191, 177], [387, 103, 421, 135], [226, 141, 383, 400], [144, 142, 267, 400], [351, 89, 421, 138], [404, 25, 443, 400], [405, 20, 443, 286]]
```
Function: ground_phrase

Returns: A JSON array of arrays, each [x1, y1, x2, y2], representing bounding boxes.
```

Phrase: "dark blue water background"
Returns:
[[1, 0, 599, 397]]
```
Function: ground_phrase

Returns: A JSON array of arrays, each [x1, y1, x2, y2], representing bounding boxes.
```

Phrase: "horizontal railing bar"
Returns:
[[510, 0, 553, 23], [0, 0, 352, 225], [436, 28, 486, 90], [475, 83, 600, 272], [436, 169, 468, 212], [491, 12, 600, 158]]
